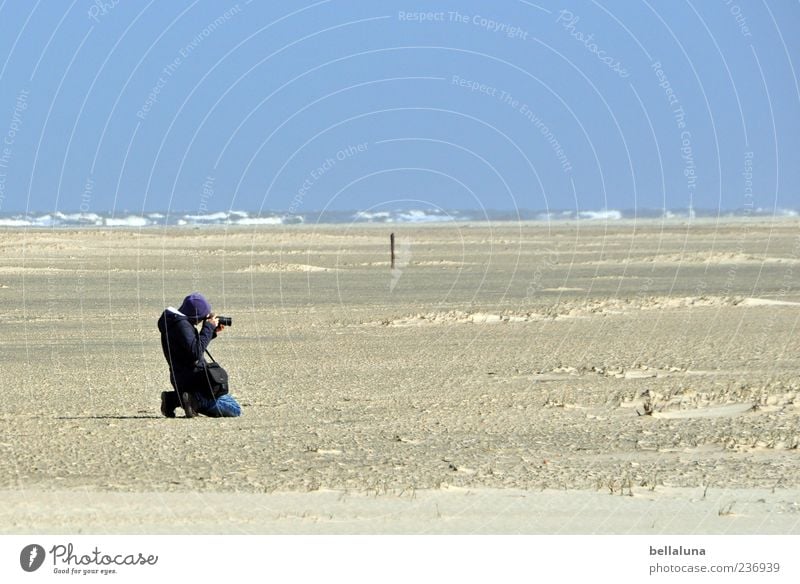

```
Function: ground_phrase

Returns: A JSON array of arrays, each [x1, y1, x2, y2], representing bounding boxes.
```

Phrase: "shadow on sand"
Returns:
[[55, 415, 163, 420]]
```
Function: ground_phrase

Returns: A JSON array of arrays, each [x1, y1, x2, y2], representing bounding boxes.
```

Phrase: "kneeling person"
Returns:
[[157, 292, 242, 418]]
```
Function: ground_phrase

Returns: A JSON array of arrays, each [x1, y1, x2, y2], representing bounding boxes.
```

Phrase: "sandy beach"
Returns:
[[2, 219, 799, 533]]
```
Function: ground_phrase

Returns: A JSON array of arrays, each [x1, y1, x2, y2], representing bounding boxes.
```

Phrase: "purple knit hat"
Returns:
[[178, 292, 212, 322]]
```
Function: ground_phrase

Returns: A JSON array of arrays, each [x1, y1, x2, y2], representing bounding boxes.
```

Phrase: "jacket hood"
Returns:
[[178, 292, 212, 322], [157, 307, 189, 332]]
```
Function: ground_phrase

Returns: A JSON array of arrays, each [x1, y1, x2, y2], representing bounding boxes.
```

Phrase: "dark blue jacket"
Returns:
[[157, 308, 216, 393]]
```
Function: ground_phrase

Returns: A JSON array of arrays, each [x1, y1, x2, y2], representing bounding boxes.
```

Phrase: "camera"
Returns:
[[217, 316, 232, 327]]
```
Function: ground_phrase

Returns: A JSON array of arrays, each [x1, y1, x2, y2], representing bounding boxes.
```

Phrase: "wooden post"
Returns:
[[390, 232, 395, 270]]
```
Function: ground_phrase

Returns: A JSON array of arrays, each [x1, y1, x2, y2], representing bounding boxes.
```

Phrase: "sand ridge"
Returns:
[[373, 295, 768, 326]]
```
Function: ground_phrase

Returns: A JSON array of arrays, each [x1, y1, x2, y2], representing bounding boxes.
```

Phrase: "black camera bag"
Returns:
[[195, 349, 229, 398]]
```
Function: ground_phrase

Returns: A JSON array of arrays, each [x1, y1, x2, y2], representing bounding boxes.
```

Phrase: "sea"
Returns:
[[0, 208, 796, 228]]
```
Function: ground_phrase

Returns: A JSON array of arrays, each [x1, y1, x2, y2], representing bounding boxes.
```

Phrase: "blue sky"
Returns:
[[0, 0, 797, 214]]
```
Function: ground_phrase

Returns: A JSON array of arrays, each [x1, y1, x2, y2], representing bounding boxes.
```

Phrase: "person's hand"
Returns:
[[207, 314, 224, 333]]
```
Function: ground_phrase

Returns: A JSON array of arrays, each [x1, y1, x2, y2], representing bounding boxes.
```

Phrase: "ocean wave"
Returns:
[[397, 210, 456, 223], [353, 211, 391, 221], [233, 216, 287, 225], [578, 209, 623, 221], [353, 209, 462, 223], [0, 218, 32, 227], [105, 216, 150, 227]]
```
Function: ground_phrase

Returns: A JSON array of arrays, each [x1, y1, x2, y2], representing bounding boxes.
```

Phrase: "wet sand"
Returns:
[[1, 219, 799, 533]]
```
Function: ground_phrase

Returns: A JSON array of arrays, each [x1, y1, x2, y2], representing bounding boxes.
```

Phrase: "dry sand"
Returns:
[[1, 219, 799, 533]]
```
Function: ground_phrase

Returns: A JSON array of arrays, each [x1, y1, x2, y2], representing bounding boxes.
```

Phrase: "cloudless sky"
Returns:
[[0, 0, 797, 215]]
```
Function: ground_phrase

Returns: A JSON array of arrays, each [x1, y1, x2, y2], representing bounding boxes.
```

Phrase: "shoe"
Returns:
[[180, 392, 198, 418], [160, 392, 176, 418]]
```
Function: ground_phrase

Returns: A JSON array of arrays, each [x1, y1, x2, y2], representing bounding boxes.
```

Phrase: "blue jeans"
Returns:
[[194, 393, 242, 417]]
